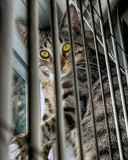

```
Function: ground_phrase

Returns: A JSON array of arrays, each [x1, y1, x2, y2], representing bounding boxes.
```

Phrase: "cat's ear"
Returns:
[[59, 4, 81, 33], [16, 21, 28, 46]]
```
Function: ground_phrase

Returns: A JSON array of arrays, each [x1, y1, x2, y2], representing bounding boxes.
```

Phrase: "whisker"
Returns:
[[76, 66, 86, 70], [90, 71, 99, 79]]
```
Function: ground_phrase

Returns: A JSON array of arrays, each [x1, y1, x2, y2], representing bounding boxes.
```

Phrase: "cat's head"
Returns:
[[16, 5, 84, 81]]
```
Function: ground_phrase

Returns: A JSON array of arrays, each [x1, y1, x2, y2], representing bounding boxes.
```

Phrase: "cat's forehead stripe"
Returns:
[[47, 37, 52, 45]]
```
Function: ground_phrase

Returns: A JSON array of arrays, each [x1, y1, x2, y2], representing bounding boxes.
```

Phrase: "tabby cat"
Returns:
[[9, 4, 128, 160]]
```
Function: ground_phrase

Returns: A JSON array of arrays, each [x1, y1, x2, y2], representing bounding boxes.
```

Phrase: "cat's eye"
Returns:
[[40, 50, 50, 59], [62, 43, 70, 53]]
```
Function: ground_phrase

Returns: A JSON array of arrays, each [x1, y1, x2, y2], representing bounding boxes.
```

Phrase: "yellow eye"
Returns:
[[62, 43, 70, 52], [40, 50, 49, 58]]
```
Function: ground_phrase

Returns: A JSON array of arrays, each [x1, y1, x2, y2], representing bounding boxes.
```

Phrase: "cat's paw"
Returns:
[[9, 133, 29, 160]]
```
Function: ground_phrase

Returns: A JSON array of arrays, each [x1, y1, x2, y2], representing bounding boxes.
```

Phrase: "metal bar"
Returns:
[[83, 13, 103, 46], [106, 26, 128, 57], [25, 82, 29, 160], [76, 3, 126, 75], [66, 1, 84, 159], [82, 0, 102, 37], [106, 0, 128, 136], [117, 9, 128, 86], [89, 1, 113, 159], [0, 0, 13, 160], [81, 0, 91, 17], [91, 2, 128, 57], [79, 0, 100, 159], [27, 0, 41, 160], [92, 4, 102, 20], [97, 0, 124, 159], [50, 1, 66, 160], [82, 10, 122, 70]]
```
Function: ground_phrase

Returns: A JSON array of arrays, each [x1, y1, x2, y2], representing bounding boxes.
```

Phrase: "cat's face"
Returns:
[[39, 30, 73, 77], [39, 5, 84, 80], [16, 5, 84, 81]]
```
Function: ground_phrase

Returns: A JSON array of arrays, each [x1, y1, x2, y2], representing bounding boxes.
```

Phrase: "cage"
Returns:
[[0, 0, 128, 160]]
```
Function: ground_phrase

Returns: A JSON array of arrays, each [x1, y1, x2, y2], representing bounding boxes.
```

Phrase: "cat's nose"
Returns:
[[60, 55, 65, 69]]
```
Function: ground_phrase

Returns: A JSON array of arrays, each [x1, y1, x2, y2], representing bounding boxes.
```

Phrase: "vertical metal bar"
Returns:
[[27, 0, 41, 160], [97, 0, 124, 159], [50, 1, 66, 160], [78, 0, 99, 159], [75, 4, 126, 75], [0, 0, 13, 160], [66, 1, 84, 160], [117, 9, 128, 86], [106, 0, 128, 137], [26, 82, 29, 160], [89, 1, 113, 159]]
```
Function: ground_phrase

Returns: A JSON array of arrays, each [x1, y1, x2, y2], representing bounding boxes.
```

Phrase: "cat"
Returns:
[[9, 4, 128, 160]]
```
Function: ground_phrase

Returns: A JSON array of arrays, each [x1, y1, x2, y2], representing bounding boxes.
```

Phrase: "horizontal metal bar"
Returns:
[[50, 1, 66, 160], [89, 1, 113, 159], [66, 0, 84, 159], [97, 0, 124, 159], [27, 0, 41, 159], [0, 0, 14, 160]]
